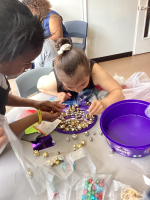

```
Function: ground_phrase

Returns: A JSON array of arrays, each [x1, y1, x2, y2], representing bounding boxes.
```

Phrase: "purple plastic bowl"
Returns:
[[55, 104, 97, 134], [100, 100, 150, 158]]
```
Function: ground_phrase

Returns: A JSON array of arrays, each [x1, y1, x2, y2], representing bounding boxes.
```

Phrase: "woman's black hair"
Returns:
[[0, 0, 45, 64]]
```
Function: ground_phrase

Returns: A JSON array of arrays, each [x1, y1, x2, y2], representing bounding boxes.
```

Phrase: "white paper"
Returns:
[[34, 119, 61, 136]]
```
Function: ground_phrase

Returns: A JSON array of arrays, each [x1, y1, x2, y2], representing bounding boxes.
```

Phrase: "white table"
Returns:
[[0, 93, 148, 200]]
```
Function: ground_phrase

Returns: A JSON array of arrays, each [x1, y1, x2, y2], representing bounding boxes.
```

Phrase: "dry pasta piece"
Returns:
[[121, 188, 142, 200]]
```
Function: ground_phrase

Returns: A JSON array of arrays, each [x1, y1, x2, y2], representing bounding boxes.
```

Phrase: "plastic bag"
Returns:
[[107, 180, 143, 200], [113, 74, 125, 86], [131, 156, 150, 174], [77, 89, 97, 105], [0, 114, 46, 195], [71, 174, 112, 200], [122, 72, 150, 102], [43, 148, 96, 200]]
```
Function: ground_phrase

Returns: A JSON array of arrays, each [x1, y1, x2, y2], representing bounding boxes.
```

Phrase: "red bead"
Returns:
[[96, 194, 99, 198], [100, 179, 104, 187], [92, 186, 95, 190], [89, 179, 92, 183], [93, 182, 96, 186], [83, 189, 87, 194], [98, 192, 103, 199], [53, 192, 57, 197]]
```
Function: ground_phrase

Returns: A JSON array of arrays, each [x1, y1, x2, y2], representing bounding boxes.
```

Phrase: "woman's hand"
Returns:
[[89, 100, 105, 115], [33, 101, 65, 112], [0, 128, 7, 148], [58, 92, 72, 103], [42, 110, 61, 122]]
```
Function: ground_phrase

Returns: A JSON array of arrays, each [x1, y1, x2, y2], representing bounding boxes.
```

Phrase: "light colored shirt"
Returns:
[[34, 39, 58, 69]]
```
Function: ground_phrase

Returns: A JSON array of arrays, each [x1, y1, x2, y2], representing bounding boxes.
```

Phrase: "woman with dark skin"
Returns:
[[0, 0, 64, 149]]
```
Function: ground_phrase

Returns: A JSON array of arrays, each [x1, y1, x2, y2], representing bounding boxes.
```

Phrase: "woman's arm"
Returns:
[[7, 93, 64, 112], [89, 63, 124, 115], [9, 110, 61, 136], [49, 14, 63, 42]]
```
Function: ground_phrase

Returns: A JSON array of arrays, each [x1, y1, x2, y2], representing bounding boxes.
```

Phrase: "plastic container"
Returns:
[[100, 100, 150, 158]]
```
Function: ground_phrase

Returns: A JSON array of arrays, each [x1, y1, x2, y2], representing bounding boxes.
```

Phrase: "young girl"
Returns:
[[37, 38, 124, 115], [0, 0, 64, 149]]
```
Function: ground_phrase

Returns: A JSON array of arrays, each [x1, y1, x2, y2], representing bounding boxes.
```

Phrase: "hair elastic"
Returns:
[[58, 44, 71, 55]]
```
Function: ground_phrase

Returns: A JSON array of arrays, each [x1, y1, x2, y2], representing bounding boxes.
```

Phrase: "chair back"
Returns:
[[15, 66, 52, 98], [64, 20, 88, 51]]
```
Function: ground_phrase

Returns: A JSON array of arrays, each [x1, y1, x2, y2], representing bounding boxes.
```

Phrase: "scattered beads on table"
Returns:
[[43, 152, 49, 157], [33, 150, 40, 156]]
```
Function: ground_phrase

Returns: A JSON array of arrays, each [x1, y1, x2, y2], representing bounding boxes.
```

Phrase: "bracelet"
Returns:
[[37, 109, 42, 124]]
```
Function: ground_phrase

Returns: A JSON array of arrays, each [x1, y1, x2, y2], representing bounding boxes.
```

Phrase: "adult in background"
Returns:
[[23, 0, 71, 42], [23, 0, 71, 68]]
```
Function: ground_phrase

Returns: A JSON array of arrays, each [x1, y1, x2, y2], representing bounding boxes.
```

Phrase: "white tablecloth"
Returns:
[[0, 93, 147, 200]]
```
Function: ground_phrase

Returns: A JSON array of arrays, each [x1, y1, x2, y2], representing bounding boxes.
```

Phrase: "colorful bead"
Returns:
[[89, 179, 92, 183], [90, 196, 95, 200], [84, 185, 88, 189], [92, 186, 95, 190], [73, 163, 75, 170], [87, 192, 90, 197], [96, 179, 100, 184], [91, 190, 95, 195], [83, 189, 87, 194], [82, 194, 86, 200], [100, 187, 103, 192], [52, 192, 57, 197], [85, 181, 89, 185], [60, 162, 66, 170], [100, 179, 104, 187], [88, 188, 92, 193]]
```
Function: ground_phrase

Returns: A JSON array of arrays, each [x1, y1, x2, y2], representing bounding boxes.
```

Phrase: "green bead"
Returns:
[[91, 191, 95, 195], [96, 179, 100, 184], [85, 181, 88, 185], [87, 192, 90, 197]]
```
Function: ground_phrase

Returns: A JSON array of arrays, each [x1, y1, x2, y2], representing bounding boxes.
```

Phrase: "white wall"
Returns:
[[49, 0, 138, 59], [87, 0, 138, 58], [49, 0, 82, 22]]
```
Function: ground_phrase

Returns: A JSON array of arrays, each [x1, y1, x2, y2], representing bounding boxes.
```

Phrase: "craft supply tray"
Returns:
[[55, 105, 97, 134], [100, 100, 150, 158]]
